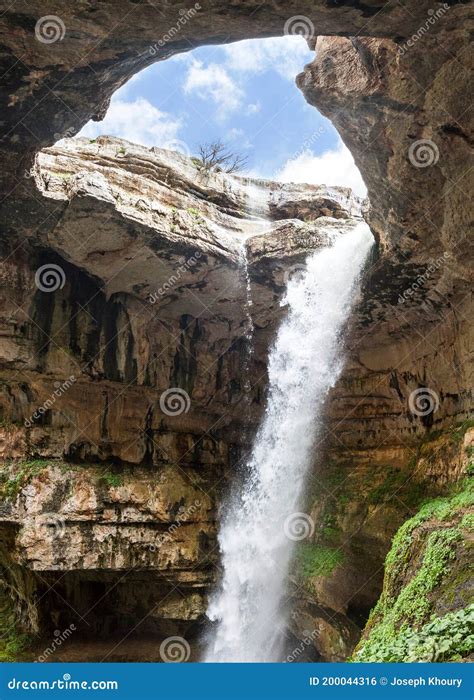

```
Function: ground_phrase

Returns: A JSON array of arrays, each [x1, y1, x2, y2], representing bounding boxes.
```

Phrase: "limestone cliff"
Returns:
[[0, 0, 472, 663], [0, 139, 368, 661]]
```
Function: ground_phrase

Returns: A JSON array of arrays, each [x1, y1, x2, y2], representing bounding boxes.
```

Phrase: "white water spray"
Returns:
[[204, 222, 374, 662]]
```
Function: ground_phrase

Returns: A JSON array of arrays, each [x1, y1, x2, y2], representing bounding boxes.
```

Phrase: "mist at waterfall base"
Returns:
[[203, 223, 374, 663]]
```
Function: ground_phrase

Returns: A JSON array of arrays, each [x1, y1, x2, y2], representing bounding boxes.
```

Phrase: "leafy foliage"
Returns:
[[353, 478, 473, 662], [353, 605, 474, 662]]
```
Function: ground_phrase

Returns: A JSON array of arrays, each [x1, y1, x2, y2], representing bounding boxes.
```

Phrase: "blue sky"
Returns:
[[79, 37, 366, 196]]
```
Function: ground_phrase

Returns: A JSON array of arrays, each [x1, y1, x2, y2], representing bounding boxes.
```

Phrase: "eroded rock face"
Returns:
[[0, 1, 472, 662], [0, 139, 369, 659]]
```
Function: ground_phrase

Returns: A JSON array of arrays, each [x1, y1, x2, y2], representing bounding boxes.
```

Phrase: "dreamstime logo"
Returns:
[[398, 251, 450, 304], [149, 500, 202, 552], [293, 125, 328, 160], [146, 4, 201, 56], [398, 4, 450, 56], [408, 139, 439, 168], [54, 126, 76, 142], [37, 513, 66, 539], [286, 627, 318, 662], [159, 636, 191, 662], [35, 264, 66, 292], [284, 15, 315, 39], [36, 624, 76, 662], [408, 387, 440, 417], [35, 15, 66, 44], [148, 252, 201, 303], [284, 512, 314, 541], [24, 375, 76, 428], [283, 263, 307, 286], [159, 388, 191, 416], [162, 139, 192, 158]]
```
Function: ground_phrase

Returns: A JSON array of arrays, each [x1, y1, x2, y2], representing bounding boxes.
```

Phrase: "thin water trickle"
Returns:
[[203, 222, 374, 662]]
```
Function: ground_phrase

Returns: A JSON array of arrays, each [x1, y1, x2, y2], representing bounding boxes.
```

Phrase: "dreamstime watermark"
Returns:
[[35, 264, 66, 292], [408, 139, 439, 168], [284, 512, 315, 541], [398, 4, 450, 56], [54, 126, 77, 142], [35, 15, 66, 44], [294, 125, 329, 160], [286, 627, 318, 662], [8, 674, 118, 691], [35, 513, 67, 539], [397, 251, 450, 304], [159, 635, 191, 662], [145, 4, 201, 56], [159, 388, 191, 416], [284, 15, 315, 39], [36, 624, 76, 662], [148, 252, 201, 303], [408, 387, 440, 417], [283, 263, 307, 286], [161, 139, 192, 158], [150, 499, 202, 551], [24, 376, 76, 427]]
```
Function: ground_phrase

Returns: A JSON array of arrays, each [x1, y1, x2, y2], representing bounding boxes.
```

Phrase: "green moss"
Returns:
[[450, 419, 474, 444], [353, 605, 474, 662], [354, 479, 473, 662], [365, 465, 426, 509], [98, 470, 123, 488], [461, 512, 474, 530], [186, 207, 201, 218], [0, 459, 58, 501], [0, 593, 35, 662], [297, 544, 344, 578]]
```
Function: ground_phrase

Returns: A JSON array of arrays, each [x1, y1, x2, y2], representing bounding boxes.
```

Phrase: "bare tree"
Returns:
[[193, 140, 249, 174]]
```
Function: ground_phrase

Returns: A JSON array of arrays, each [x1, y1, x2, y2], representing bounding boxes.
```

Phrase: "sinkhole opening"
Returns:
[[74, 36, 366, 198]]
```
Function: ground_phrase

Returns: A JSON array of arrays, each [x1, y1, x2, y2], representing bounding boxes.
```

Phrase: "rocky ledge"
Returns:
[[32, 137, 363, 324], [0, 139, 369, 661]]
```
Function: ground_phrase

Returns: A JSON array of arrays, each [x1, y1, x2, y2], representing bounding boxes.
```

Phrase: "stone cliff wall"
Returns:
[[0, 1, 472, 661]]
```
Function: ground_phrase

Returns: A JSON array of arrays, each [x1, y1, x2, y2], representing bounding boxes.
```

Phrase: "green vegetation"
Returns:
[[366, 465, 424, 507], [297, 543, 344, 578], [186, 207, 201, 218], [0, 459, 55, 501], [353, 479, 473, 662], [450, 419, 474, 445], [0, 592, 35, 662], [354, 605, 474, 662], [99, 469, 123, 488], [321, 513, 339, 541]]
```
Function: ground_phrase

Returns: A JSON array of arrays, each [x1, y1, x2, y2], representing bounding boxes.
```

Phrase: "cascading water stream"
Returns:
[[238, 241, 255, 397], [204, 222, 374, 662]]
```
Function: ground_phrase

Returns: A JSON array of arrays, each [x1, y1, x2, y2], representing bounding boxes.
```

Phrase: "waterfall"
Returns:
[[203, 222, 374, 662]]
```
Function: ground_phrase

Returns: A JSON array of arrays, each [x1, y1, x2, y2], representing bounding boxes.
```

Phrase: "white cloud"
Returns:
[[223, 36, 313, 81], [245, 101, 261, 115], [274, 141, 367, 197], [77, 96, 182, 147], [227, 127, 244, 140], [183, 59, 244, 120]]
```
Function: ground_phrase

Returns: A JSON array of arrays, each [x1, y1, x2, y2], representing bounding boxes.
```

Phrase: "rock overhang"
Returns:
[[32, 136, 366, 325]]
